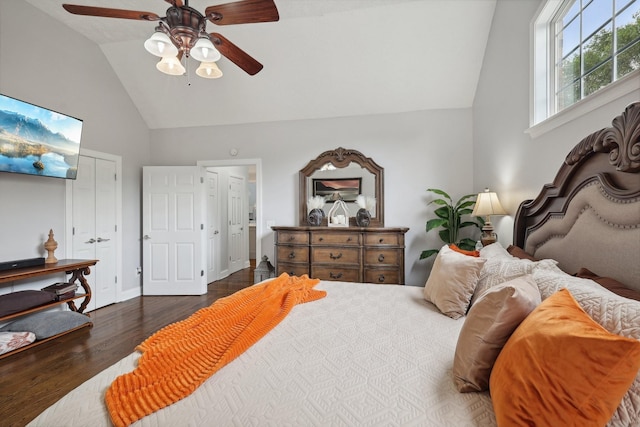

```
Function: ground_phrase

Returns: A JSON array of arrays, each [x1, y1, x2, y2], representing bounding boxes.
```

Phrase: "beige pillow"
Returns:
[[423, 245, 486, 319], [453, 275, 541, 392]]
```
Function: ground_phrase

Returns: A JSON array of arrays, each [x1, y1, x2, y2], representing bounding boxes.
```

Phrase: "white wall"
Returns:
[[473, 0, 640, 245], [12, 1, 617, 290], [0, 1, 150, 295], [150, 108, 475, 286]]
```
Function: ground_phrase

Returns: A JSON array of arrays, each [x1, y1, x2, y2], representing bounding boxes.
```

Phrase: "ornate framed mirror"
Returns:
[[299, 147, 384, 227]]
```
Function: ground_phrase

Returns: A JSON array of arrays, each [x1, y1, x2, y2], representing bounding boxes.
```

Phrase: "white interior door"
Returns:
[[206, 170, 220, 283], [228, 174, 245, 274], [71, 155, 118, 311], [142, 166, 206, 295]]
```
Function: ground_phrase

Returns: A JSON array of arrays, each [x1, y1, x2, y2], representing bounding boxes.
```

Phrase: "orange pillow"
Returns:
[[490, 289, 640, 426], [449, 244, 480, 257]]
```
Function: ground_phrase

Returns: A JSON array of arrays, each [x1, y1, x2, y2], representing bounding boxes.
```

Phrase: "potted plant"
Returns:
[[420, 188, 484, 259]]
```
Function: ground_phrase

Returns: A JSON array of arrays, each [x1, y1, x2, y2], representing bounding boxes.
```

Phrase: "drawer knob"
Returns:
[[346, 237, 352, 242], [288, 252, 296, 259], [329, 252, 342, 260], [378, 274, 385, 282], [330, 272, 343, 279], [319, 237, 324, 241], [378, 254, 385, 262], [288, 236, 295, 241], [379, 238, 384, 243]]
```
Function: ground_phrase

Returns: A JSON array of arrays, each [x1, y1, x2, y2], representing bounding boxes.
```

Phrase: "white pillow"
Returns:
[[423, 245, 486, 319], [469, 256, 537, 307], [479, 242, 513, 260]]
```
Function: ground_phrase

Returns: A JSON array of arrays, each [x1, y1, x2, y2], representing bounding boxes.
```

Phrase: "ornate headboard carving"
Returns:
[[513, 102, 640, 289]]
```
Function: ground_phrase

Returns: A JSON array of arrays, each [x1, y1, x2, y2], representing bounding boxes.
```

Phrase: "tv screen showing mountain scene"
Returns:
[[0, 94, 83, 179]]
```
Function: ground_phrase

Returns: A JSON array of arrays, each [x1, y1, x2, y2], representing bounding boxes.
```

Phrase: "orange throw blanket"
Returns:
[[105, 273, 325, 427]]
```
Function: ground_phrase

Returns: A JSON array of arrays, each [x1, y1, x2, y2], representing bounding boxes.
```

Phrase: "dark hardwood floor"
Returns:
[[0, 262, 255, 427]]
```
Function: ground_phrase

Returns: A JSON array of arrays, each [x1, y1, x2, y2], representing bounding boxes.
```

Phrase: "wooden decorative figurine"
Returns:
[[44, 229, 58, 264]]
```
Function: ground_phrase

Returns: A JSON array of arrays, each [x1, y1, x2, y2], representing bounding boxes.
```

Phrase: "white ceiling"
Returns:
[[24, 0, 496, 129]]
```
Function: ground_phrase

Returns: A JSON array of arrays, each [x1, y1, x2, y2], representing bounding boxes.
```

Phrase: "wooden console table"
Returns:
[[0, 259, 97, 358], [0, 259, 97, 316]]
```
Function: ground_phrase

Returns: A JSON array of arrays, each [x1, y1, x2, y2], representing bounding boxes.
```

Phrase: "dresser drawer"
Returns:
[[277, 231, 309, 245], [364, 248, 401, 266], [364, 269, 401, 285], [276, 246, 309, 264], [364, 233, 401, 246], [311, 232, 360, 246], [311, 247, 360, 265], [277, 263, 310, 277], [311, 266, 361, 282]]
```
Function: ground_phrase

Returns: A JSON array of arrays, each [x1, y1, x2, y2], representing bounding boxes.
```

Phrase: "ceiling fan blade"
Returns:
[[164, 0, 184, 6], [210, 33, 263, 75], [62, 4, 160, 21], [205, 0, 279, 25]]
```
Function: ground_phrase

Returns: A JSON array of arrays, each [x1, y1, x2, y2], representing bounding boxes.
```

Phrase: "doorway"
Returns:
[[198, 159, 262, 284]]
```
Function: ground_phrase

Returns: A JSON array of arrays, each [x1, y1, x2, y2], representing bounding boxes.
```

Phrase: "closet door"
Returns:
[[71, 155, 118, 311]]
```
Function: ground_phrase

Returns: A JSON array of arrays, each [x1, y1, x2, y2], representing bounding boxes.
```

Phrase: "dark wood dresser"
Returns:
[[272, 226, 409, 284]]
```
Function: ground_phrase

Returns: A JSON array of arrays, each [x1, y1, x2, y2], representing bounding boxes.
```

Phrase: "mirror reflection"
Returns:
[[307, 162, 376, 218], [298, 147, 384, 227]]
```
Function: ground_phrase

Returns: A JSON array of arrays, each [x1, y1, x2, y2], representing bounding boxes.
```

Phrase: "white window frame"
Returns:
[[528, 0, 640, 138]]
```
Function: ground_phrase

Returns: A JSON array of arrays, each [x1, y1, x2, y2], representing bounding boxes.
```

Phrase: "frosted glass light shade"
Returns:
[[196, 61, 223, 79], [190, 38, 221, 62], [156, 56, 186, 76], [144, 32, 178, 57]]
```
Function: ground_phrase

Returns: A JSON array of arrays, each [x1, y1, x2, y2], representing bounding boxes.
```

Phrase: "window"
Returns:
[[531, 0, 639, 130], [556, 0, 639, 110]]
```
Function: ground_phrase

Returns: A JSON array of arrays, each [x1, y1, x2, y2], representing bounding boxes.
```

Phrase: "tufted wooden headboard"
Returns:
[[513, 102, 640, 290]]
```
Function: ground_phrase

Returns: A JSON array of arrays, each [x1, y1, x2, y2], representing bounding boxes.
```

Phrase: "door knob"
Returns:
[[85, 238, 96, 244], [143, 235, 151, 240], [96, 237, 111, 242]]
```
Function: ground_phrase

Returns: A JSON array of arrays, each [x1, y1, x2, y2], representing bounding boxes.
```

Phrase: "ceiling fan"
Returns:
[[62, 0, 279, 77]]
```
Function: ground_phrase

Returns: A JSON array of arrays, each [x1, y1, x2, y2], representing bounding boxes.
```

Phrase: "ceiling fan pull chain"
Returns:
[[185, 53, 191, 86]]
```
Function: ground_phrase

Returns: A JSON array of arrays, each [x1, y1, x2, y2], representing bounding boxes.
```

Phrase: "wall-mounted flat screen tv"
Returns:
[[0, 94, 83, 179]]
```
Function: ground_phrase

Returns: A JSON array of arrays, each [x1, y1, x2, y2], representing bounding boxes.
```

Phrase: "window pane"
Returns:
[[558, 81, 581, 110], [564, 0, 581, 26], [616, 39, 640, 77], [583, 0, 613, 39], [615, 2, 640, 51], [616, 0, 635, 13], [584, 59, 613, 95], [584, 23, 613, 73], [561, 14, 581, 54], [559, 48, 581, 87]]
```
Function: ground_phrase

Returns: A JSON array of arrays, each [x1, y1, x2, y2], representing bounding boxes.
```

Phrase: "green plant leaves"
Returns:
[[421, 188, 484, 259]]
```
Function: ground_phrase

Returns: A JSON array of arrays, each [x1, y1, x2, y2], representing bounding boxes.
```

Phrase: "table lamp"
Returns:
[[471, 188, 507, 246]]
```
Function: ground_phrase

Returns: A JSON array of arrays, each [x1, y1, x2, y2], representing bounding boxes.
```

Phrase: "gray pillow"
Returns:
[[0, 311, 92, 339]]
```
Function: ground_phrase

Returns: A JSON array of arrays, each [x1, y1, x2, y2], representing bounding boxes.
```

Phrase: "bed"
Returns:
[[29, 102, 640, 427]]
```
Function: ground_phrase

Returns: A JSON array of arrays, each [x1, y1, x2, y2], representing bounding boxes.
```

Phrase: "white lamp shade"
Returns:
[[156, 56, 186, 76], [190, 38, 221, 62], [144, 32, 178, 57], [471, 189, 507, 217], [196, 61, 223, 79]]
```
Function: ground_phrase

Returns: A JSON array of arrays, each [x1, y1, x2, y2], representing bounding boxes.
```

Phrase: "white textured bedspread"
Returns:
[[29, 281, 495, 427]]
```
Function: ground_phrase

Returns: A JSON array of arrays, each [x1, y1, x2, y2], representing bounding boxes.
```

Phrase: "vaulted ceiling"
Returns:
[[24, 0, 496, 129]]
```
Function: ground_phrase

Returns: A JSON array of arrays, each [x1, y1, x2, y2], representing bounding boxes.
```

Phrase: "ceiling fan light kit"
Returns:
[[62, 0, 279, 79], [156, 55, 187, 75], [143, 31, 178, 57], [190, 37, 221, 63], [196, 61, 223, 79]]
